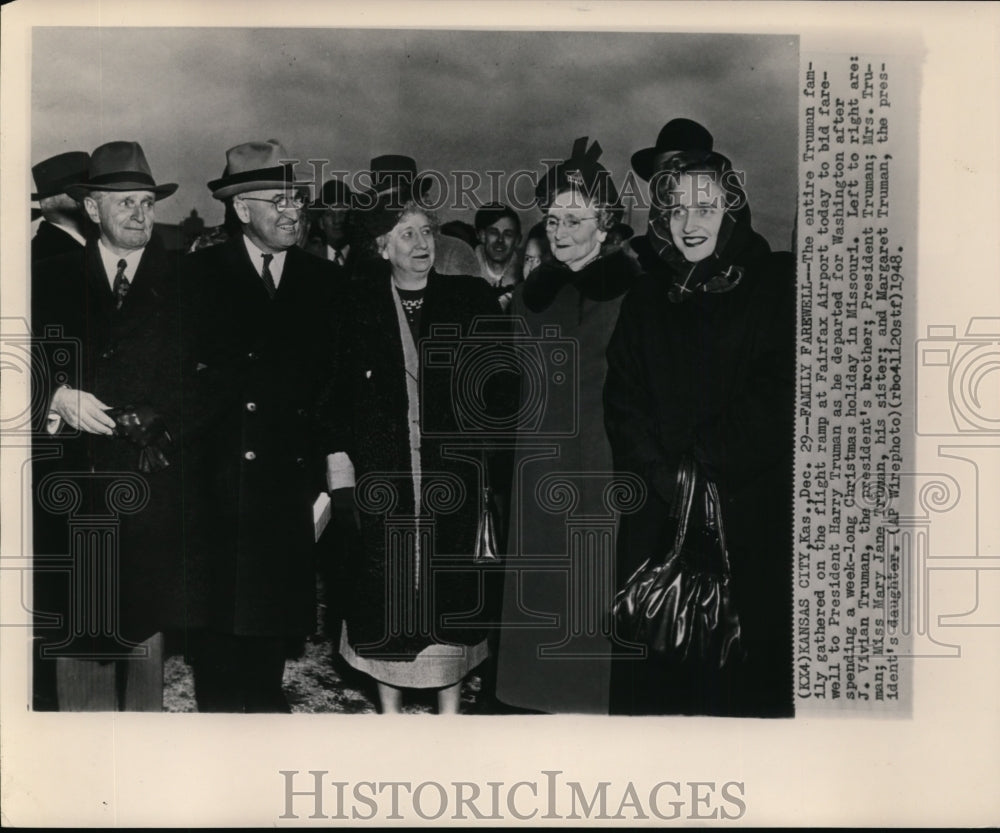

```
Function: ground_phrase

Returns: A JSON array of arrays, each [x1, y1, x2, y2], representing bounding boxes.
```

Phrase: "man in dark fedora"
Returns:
[[185, 139, 345, 712], [305, 176, 357, 276], [30, 150, 92, 263], [352, 153, 479, 279], [31, 140, 201, 711]]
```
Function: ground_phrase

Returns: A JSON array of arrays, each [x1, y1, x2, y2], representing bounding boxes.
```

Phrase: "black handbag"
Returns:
[[612, 458, 743, 669]]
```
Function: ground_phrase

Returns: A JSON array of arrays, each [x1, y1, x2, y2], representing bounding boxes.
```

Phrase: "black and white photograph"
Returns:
[[1, 0, 998, 827], [24, 23, 799, 718]]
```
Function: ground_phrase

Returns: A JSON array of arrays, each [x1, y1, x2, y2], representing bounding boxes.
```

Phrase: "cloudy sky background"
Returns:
[[32, 28, 797, 247]]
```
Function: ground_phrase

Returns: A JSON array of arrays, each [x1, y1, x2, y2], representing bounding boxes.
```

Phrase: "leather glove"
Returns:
[[105, 404, 173, 472]]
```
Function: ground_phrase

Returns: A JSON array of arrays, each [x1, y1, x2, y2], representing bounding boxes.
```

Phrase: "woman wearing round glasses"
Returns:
[[605, 118, 796, 717], [495, 137, 641, 714]]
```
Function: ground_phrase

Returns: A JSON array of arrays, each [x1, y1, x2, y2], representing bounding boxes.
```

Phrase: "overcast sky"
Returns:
[[32, 28, 797, 247]]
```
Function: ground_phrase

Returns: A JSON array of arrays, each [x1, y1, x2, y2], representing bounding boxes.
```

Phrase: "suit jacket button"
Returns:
[[247, 351, 258, 361], [246, 402, 257, 412], [244, 450, 256, 461], [295, 457, 305, 467], [297, 408, 306, 418]]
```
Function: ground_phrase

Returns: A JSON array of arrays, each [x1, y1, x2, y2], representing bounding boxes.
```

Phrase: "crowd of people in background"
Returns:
[[29, 118, 795, 717]]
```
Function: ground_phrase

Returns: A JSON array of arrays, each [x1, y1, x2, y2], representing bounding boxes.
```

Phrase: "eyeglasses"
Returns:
[[238, 193, 308, 212], [544, 215, 599, 233]]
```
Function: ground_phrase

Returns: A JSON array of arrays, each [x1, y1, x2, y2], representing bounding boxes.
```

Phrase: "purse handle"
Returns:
[[668, 458, 698, 554], [670, 457, 734, 579]]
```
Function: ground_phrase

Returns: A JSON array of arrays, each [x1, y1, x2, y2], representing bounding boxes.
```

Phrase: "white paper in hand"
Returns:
[[313, 492, 331, 542]]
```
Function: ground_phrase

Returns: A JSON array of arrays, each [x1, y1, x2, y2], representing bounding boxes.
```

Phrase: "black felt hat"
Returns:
[[534, 137, 621, 215], [367, 154, 432, 199], [31, 151, 91, 200], [352, 179, 427, 239], [630, 118, 714, 182], [310, 177, 354, 211]]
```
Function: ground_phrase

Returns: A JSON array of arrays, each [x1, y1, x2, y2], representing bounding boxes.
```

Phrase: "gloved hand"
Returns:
[[105, 404, 173, 472]]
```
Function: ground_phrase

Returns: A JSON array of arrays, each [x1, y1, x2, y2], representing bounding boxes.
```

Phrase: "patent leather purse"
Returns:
[[612, 458, 743, 669]]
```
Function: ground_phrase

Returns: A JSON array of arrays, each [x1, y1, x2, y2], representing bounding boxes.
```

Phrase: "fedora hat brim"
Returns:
[[65, 181, 178, 201], [32, 186, 81, 201], [208, 163, 310, 201], [366, 173, 433, 199], [212, 179, 312, 201]]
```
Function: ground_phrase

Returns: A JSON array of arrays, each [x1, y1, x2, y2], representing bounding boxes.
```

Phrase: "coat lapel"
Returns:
[[226, 235, 274, 302], [417, 269, 445, 341], [83, 241, 115, 315], [111, 239, 170, 339]]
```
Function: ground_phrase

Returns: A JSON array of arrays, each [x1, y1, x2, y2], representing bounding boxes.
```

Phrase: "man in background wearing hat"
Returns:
[[352, 154, 479, 280], [305, 176, 357, 277], [30, 151, 92, 263], [184, 140, 345, 712], [31, 140, 200, 711]]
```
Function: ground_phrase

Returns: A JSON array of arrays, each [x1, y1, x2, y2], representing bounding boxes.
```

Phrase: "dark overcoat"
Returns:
[[495, 248, 640, 714], [31, 237, 202, 652], [604, 246, 796, 717], [318, 270, 503, 658], [31, 220, 85, 264], [184, 236, 344, 638]]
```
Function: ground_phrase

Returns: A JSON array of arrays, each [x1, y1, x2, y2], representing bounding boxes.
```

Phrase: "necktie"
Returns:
[[112, 259, 129, 310], [334, 249, 345, 267], [261, 253, 276, 298]]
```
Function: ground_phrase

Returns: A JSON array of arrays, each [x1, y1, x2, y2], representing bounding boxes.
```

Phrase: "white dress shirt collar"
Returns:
[[97, 240, 145, 291], [326, 242, 350, 264], [243, 234, 288, 287]]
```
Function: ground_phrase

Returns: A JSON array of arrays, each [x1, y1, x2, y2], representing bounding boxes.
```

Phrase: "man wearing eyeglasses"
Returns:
[[184, 140, 345, 712]]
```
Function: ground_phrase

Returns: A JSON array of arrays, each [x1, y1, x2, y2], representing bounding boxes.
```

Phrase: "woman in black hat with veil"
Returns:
[[495, 138, 641, 714], [605, 118, 796, 717]]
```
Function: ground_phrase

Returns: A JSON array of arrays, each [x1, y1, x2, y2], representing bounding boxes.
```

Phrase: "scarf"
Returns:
[[647, 200, 774, 302], [522, 247, 638, 313]]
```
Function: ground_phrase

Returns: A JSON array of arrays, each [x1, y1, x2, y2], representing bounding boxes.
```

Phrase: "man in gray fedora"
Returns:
[[185, 140, 346, 712], [32, 140, 201, 711]]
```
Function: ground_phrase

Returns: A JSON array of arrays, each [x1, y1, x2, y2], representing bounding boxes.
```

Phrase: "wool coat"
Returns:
[[31, 220, 85, 264], [184, 236, 345, 638], [494, 248, 640, 714], [318, 270, 505, 659], [604, 236, 796, 717], [31, 236, 203, 652]]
